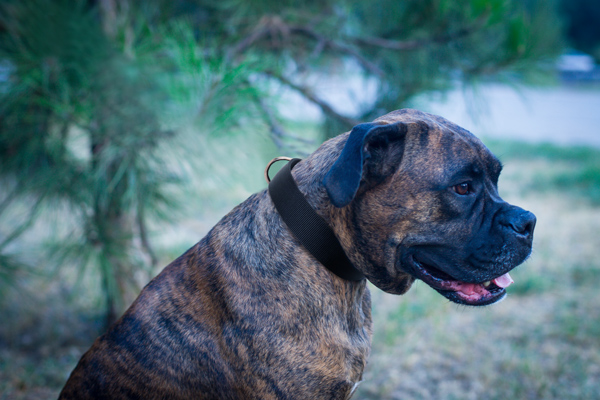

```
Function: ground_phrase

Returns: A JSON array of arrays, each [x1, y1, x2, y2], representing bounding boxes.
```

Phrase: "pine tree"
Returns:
[[0, 0, 562, 325], [0, 0, 254, 326]]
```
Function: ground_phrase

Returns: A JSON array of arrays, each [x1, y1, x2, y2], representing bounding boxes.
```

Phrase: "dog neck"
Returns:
[[268, 158, 364, 282]]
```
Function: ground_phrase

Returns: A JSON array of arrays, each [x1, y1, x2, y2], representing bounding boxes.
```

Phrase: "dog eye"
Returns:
[[453, 182, 471, 196]]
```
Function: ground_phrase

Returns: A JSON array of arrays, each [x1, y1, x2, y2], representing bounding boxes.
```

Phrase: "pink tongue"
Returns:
[[492, 273, 514, 288]]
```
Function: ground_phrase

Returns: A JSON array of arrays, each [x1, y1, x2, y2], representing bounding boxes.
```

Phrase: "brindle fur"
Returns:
[[59, 109, 534, 399]]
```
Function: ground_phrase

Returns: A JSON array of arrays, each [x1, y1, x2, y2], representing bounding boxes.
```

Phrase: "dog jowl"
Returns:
[[59, 109, 535, 399]]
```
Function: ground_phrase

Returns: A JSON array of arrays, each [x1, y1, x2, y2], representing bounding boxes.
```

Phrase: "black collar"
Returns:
[[268, 158, 365, 282]]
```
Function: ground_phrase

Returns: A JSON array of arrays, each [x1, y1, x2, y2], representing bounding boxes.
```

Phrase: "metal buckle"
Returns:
[[264, 156, 293, 183]]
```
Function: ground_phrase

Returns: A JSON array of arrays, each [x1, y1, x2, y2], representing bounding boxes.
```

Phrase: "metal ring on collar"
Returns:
[[264, 156, 293, 183]]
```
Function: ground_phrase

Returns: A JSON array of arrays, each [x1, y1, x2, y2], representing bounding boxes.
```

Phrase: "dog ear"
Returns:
[[323, 122, 407, 207]]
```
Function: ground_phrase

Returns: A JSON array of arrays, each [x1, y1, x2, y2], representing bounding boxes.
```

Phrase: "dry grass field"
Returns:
[[1, 136, 599, 400], [354, 141, 600, 399]]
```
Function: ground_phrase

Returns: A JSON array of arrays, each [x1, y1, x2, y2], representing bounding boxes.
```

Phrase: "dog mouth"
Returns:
[[409, 256, 514, 306]]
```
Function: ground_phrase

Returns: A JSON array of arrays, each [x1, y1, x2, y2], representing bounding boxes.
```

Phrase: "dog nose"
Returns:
[[500, 207, 536, 238], [511, 210, 536, 236]]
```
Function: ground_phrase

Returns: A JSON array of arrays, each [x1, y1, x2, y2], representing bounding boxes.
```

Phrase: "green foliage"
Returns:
[[0, 0, 564, 324], [560, 0, 600, 60], [0, 0, 258, 324], [147, 0, 563, 134], [486, 139, 600, 205], [335, 0, 562, 132]]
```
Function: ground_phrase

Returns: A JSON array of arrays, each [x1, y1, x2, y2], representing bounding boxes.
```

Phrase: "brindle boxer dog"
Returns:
[[59, 109, 536, 399]]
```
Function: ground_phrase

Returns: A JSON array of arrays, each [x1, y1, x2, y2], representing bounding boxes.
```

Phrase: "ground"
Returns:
[[1, 138, 599, 400]]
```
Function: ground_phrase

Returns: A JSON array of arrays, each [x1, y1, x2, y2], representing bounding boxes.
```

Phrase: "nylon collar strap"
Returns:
[[268, 158, 364, 282]]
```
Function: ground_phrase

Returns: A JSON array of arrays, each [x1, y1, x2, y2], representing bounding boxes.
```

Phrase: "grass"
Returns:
[[1, 136, 600, 399], [354, 139, 600, 399], [486, 139, 600, 205]]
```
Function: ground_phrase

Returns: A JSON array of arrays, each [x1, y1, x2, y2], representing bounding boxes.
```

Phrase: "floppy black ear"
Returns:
[[323, 122, 407, 207]]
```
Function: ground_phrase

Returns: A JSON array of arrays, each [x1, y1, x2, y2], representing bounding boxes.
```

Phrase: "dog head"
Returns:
[[323, 109, 535, 306]]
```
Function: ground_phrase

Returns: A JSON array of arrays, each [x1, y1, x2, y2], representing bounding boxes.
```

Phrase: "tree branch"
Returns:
[[229, 14, 488, 76], [266, 71, 360, 128], [229, 26, 271, 58], [0, 197, 44, 251], [137, 206, 158, 269], [288, 26, 384, 76], [350, 28, 471, 50], [248, 82, 315, 152], [348, 13, 490, 51], [228, 15, 290, 59], [228, 17, 384, 76], [256, 98, 286, 151]]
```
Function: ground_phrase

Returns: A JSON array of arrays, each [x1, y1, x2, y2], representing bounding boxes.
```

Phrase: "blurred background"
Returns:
[[0, 0, 599, 398]]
